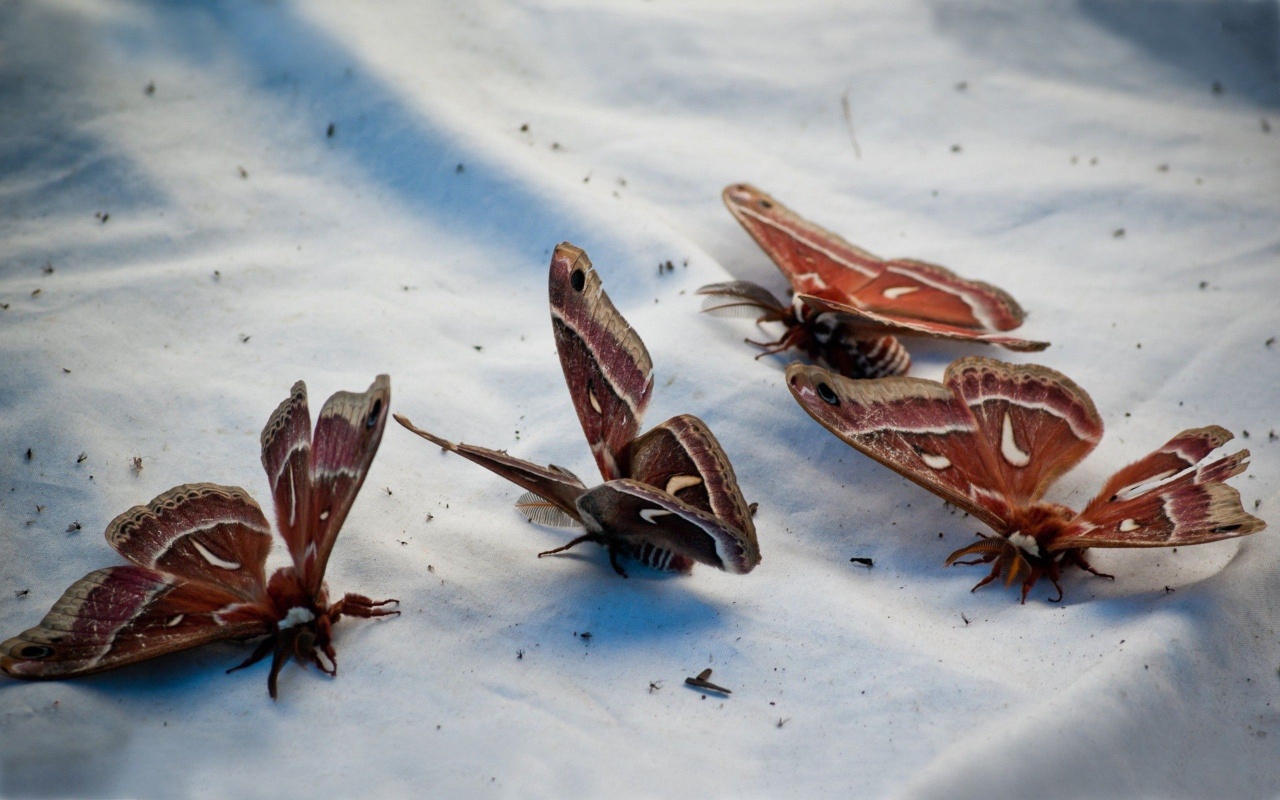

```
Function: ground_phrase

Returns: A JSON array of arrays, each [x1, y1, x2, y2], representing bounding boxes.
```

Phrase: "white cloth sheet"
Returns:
[[1, 1, 1278, 797]]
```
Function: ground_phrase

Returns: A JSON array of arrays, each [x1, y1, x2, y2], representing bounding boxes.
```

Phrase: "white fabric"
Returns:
[[2, 2, 1278, 797]]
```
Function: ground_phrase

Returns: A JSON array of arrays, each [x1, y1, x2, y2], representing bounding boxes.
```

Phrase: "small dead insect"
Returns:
[[427, 564, 435, 573], [961, 613, 971, 625], [131, 457, 144, 475], [144, 81, 155, 96], [776, 717, 790, 729], [1266, 337, 1276, 348], [455, 164, 465, 174], [517, 649, 524, 660], [1165, 586, 1175, 593], [1263, 118, 1272, 134], [66, 521, 82, 533], [473, 345, 483, 352], [1113, 228, 1126, 238], [326, 123, 335, 137], [648, 680, 664, 693], [579, 632, 592, 642], [35, 505, 44, 513], [25, 448, 33, 461], [239, 334, 251, 343], [15, 589, 30, 597], [1212, 80, 1224, 95], [31, 288, 42, 297], [550, 142, 561, 150], [384, 487, 393, 495], [95, 212, 109, 223], [950, 144, 962, 153], [213, 270, 221, 281], [42, 262, 54, 275], [61, 367, 71, 374], [849, 557, 874, 568], [76, 452, 87, 464], [425, 513, 434, 522], [685, 668, 731, 695]]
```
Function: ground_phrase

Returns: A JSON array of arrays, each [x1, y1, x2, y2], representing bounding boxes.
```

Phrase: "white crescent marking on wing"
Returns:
[[191, 539, 242, 570], [665, 475, 703, 495], [883, 286, 919, 299], [1000, 412, 1031, 467], [919, 451, 952, 470], [588, 387, 603, 415], [1118, 518, 1141, 532], [640, 508, 673, 524], [166, 614, 184, 628]]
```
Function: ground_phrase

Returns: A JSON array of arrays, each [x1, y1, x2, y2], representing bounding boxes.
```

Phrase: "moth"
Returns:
[[699, 184, 1048, 379], [396, 242, 760, 577], [787, 357, 1266, 601], [1, 376, 397, 697]]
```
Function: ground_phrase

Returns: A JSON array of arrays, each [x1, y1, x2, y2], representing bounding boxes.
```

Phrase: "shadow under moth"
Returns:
[[700, 183, 1047, 379], [787, 356, 1265, 601], [1, 376, 397, 697], [397, 242, 760, 577]]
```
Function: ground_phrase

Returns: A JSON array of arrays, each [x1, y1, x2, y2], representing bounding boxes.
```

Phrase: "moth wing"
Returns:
[[105, 483, 273, 603], [723, 183, 882, 300], [296, 375, 390, 595], [696, 281, 790, 320], [1087, 426, 1235, 507], [945, 357, 1103, 504], [549, 243, 653, 481], [1, 566, 273, 679], [578, 479, 760, 574], [798, 295, 1048, 352], [1055, 431, 1266, 549], [627, 414, 757, 537], [260, 380, 313, 567], [849, 258, 1028, 332], [786, 362, 1013, 529], [395, 414, 587, 522]]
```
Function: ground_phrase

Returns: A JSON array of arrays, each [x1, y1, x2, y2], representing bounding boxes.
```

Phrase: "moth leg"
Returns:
[[1071, 550, 1115, 581], [266, 629, 301, 701], [333, 593, 401, 620], [537, 533, 603, 558], [227, 633, 277, 675], [968, 560, 1003, 593], [1019, 564, 1044, 605], [608, 547, 629, 579]]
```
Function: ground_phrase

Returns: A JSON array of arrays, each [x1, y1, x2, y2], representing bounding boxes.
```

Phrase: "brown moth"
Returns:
[[1, 376, 397, 697], [397, 242, 760, 577], [787, 357, 1265, 602], [700, 184, 1048, 379]]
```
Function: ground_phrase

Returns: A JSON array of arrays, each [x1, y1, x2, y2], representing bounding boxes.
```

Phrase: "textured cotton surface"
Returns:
[[2, 2, 1278, 797]]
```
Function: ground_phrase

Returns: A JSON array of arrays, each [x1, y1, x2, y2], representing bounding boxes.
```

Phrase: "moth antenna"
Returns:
[[516, 492, 583, 529]]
